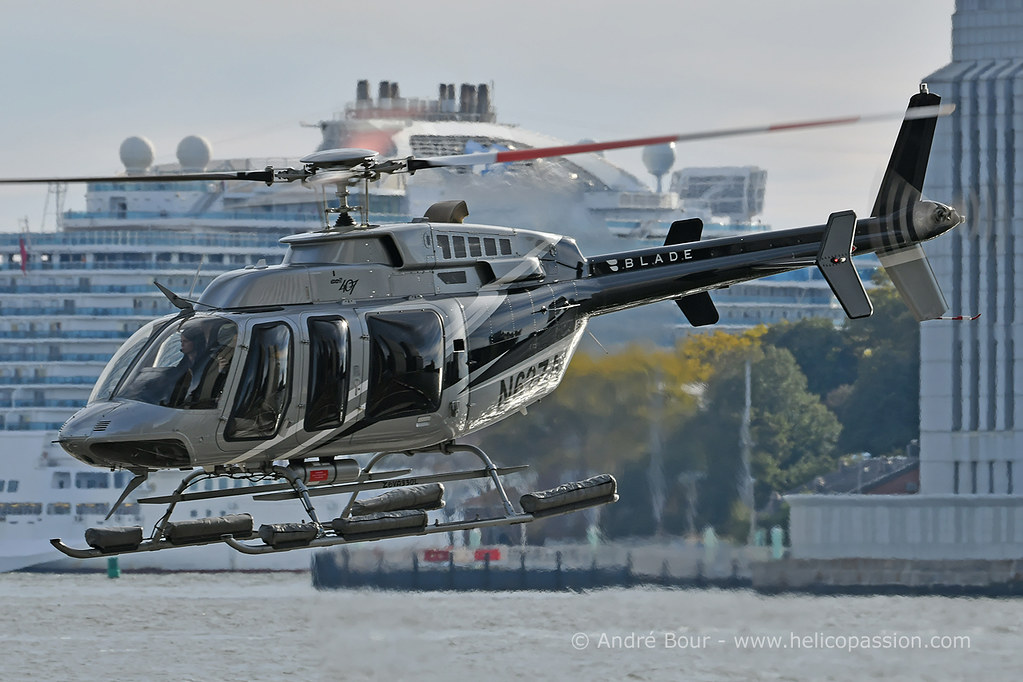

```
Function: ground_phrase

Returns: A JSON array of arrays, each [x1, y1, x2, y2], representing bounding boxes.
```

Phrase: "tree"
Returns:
[[477, 344, 704, 541], [761, 318, 858, 398], [666, 341, 840, 538], [836, 274, 920, 455]]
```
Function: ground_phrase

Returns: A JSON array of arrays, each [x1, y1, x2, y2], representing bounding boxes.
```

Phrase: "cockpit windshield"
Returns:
[[88, 315, 176, 404], [114, 316, 239, 410]]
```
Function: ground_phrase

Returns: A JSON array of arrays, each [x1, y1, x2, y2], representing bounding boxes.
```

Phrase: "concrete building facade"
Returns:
[[920, 0, 1023, 496], [789, 0, 1023, 560]]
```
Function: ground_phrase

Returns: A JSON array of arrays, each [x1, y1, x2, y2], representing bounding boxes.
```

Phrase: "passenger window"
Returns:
[[47, 502, 71, 515], [51, 472, 71, 489], [365, 311, 444, 421], [437, 234, 451, 259], [483, 238, 497, 256], [468, 237, 482, 257], [499, 238, 512, 255], [453, 236, 467, 258], [226, 322, 292, 440], [7, 480, 18, 493], [305, 317, 350, 431]]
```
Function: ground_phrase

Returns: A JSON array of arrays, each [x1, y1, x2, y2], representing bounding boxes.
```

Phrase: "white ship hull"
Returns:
[[0, 432, 330, 572]]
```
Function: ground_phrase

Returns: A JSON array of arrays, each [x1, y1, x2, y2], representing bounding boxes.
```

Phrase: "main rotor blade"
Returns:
[[408, 104, 955, 171], [0, 169, 276, 185]]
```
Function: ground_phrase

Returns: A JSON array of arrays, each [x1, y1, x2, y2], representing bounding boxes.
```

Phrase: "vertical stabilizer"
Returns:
[[873, 85, 949, 320], [871, 85, 941, 220]]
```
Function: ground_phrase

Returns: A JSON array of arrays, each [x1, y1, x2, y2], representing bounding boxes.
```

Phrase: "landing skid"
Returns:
[[50, 443, 618, 560]]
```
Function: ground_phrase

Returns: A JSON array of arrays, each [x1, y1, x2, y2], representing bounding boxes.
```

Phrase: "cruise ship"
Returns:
[[0, 80, 854, 571]]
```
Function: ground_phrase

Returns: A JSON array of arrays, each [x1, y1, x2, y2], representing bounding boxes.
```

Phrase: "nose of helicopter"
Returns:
[[57, 402, 117, 465], [57, 401, 193, 469]]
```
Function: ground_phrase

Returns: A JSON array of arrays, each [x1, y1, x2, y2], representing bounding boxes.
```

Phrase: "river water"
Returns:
[[0, 571, 1014, 681]]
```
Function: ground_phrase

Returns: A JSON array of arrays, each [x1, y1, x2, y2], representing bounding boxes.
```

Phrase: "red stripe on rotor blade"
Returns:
[[492, 135, 680, 162]]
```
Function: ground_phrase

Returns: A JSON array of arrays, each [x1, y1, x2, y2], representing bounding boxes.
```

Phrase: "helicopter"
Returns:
[[0, 85, 961, 560]]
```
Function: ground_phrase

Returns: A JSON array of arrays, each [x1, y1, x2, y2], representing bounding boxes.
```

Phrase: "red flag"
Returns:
[[18, 237, 27, 274]]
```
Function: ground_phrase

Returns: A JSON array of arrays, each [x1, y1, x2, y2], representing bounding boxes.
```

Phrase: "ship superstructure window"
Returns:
[[452, 236, 467, 258], [226, 322, 292, 440], [76, 503, 109, 516], [52, 472, 71, 489], [1, 502, 41, 516], [75, 472, 109, 489], [7, 480, 17, 493], [365, 311, 443, 421], [484, 238, 497, 256], [114, 502, 140, 517], [305, 317, 350, 432], [437, 235, 451, 259], [47, 502, 71, 515]]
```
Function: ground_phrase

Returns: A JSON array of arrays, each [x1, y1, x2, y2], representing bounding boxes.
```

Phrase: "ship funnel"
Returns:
[[477, 83, 490, 118], [460, 84, 477, 114]]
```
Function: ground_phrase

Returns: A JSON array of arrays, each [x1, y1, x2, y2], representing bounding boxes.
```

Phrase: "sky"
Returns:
[[0, 0, 957, 232]]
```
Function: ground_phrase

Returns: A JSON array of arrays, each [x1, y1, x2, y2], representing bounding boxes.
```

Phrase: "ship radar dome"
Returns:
[[176, 135, 212, 172], [119, 136, 155, 173], [642, 142, 676, 192]]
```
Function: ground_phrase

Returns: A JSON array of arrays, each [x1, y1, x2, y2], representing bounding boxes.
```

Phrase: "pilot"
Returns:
[[178, 326, 205, 369], [166, 326, 207, 407]]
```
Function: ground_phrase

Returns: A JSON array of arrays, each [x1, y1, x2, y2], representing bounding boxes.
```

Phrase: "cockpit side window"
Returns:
[[305, 317, 349, 432], [114, 317, 238, 410], [225, 322, 292, 440], [365, 311, 443, 422]]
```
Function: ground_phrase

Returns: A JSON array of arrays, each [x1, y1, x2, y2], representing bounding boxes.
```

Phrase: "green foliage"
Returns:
[[665, 341, 840, 538], [835, 274, 920, 456], [761, 318, 858, 397]]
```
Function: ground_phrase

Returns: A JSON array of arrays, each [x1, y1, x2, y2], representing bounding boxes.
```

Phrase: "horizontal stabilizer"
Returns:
[[878, 244, 948, 321], [676, 291, 719, 326], [817, 210, 873, 319]]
